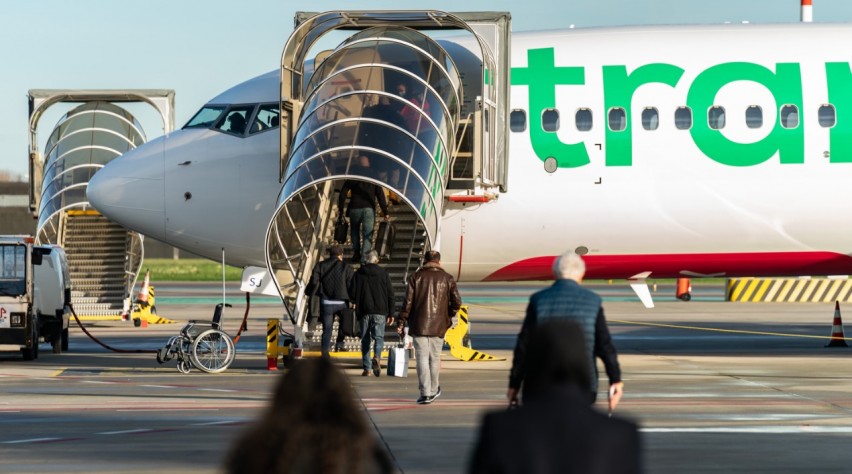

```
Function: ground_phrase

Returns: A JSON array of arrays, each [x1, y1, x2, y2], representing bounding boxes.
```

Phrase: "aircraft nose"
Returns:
[[87, 137, 166, 241]]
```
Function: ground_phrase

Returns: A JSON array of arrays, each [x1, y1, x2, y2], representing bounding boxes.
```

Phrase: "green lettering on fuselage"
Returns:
[[826, 62, 852, 163], [602, 64, 684, 166], [511, 48, 588, 168], [511, 47, 837, 168], [687, 62, 803, 166]]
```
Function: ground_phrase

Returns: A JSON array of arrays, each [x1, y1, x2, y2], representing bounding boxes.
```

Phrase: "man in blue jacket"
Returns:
[[507, 251, 624, 411]]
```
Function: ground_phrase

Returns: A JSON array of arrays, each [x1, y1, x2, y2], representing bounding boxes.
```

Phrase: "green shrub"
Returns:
[[140, 259, 242, 282]]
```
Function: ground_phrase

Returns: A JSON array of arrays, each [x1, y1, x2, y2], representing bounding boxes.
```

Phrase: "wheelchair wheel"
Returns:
[[177, 360, 192, 374], [190, 329, 235, 374]]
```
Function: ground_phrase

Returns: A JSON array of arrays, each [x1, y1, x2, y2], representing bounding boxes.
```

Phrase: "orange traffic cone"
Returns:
[[137, 270, 150, 304], [825, 301, 849, 347]]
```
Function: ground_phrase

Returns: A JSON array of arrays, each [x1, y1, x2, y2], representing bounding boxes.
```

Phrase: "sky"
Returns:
[[1, 0, 851, 179]]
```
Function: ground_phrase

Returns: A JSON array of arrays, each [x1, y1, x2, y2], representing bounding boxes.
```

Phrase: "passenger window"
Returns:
[[746, 106, 763, 129], [608, 107, 626, 131], [216, 105, 255, 136], [641, 107, 659, 131], [510, 109, 527, 132], [575, 108, 592, 132], [708, 106, 726, 130], [542, 108, 559, 132], [675, 106, 692, 130], [819, 104, 836, 128], [780, 105, 799, 129], [250, 104, 281, 134]]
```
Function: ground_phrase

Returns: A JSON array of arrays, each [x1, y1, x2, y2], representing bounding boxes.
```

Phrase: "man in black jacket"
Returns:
[[307, 245, 353, 357], [349, 250, 395, 377]]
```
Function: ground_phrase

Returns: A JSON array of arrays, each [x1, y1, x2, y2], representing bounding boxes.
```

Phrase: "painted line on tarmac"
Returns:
[[611, 319, 846, 341], [97, 429, 152, 435], [2, 437, 64, 444], [643, 426, 852, 434], [192, 420, 245, 426], [1, 418, 250, 445]]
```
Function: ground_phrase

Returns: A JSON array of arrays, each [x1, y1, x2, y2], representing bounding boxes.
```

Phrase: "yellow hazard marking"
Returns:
[[266, 319, 279, 361], [77, 315, 124, 321], [129, 286, 175, 324], [66, 209, 101, 216], [444, 306, 505, 361], [728, 278, 852, 303], [611, 319, 849, 341]]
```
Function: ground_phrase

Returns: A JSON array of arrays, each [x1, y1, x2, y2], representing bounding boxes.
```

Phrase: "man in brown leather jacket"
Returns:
[[397, 250, 462, 404]]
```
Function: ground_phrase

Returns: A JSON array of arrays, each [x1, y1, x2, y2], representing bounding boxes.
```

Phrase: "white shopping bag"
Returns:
[[387, 345, 408, 377]]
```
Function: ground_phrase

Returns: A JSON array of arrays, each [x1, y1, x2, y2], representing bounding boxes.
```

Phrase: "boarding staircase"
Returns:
[[63, 212, 138, 317], [266, 11, 511, 349]]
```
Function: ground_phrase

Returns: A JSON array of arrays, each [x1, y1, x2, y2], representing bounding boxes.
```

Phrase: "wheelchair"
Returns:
[[156, 303, 235, 374]]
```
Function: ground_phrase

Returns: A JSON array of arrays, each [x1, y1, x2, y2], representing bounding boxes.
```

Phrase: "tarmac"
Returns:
[[2, 281, 852, 473]]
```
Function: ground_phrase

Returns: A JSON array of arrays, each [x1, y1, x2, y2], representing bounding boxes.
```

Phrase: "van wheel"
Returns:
[[61, 328, 69, 351], [22, 324, 38, 361]]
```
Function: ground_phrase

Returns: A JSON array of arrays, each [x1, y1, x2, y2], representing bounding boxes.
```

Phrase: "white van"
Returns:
[[33, 245, 72, 353]]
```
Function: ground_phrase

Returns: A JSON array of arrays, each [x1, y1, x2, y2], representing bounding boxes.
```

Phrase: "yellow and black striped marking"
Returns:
[[131, 287, 176, 324], [728, 278, 852, 303], [266, 319, 279, 361], [444, 306, 505, 362]]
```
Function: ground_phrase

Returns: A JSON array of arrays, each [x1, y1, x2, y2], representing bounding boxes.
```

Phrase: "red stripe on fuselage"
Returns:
[[483, 252, 852, 281]]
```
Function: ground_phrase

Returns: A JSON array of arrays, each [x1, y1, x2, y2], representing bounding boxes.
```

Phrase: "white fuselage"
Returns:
[[88, 23, 852, 282]]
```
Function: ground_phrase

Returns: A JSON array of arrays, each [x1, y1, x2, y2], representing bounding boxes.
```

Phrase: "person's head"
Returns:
[[522, 320, 592, 402], [225, 357, 390, 473], [357, 155, 371, 168], [396, 83, 407, 98], [328, 244, 343, 260], [365, 250, 379, 264], [552, 251, 586, 282], [228, 113, 246, 134], [423, 250, 441, 265]]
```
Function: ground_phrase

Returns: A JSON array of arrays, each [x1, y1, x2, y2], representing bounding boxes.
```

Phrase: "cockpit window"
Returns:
[[250, 103, 281, 134], [216, 105, 255, 136], [184, 106, 226, 129]]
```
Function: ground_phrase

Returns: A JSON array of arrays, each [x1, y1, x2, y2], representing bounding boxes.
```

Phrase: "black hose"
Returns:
[[69, 304, 157, 354]]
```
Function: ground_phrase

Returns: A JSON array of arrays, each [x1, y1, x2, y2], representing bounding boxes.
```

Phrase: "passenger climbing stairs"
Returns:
[[303, 198, 427, 353]]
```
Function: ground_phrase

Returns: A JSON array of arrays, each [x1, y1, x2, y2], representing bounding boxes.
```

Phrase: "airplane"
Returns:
[[86, 11, 852, 317]]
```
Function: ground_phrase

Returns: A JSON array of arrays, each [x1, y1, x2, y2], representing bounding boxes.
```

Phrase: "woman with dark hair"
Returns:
[[225, 357, 394, 474], [469, 320, 641, 474]]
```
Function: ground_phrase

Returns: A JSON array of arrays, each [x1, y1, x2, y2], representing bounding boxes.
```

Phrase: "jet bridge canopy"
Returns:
[[267, 11, 510, 332]]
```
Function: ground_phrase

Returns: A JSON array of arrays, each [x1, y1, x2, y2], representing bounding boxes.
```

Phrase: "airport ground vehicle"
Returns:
[[0, 236, 71, 359], [156, 303, 235, 373]]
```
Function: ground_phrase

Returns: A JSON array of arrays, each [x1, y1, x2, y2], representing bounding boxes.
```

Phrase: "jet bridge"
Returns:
[[266, 11, 510, 346]]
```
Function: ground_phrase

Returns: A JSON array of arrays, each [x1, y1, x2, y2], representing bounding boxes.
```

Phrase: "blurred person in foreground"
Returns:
[[470, 320, 641, 474], [507, 251, 624, 410], [224, 357, 394, 474]]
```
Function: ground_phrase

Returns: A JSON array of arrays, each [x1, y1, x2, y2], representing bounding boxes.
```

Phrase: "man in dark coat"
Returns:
[[470, 320, 641, 474], [349, 250, 395, 377], [307, 245, 353, 357], [397, 250, 462, 404], [508, 251, 624, 410], [338, 156, 391, 264]]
